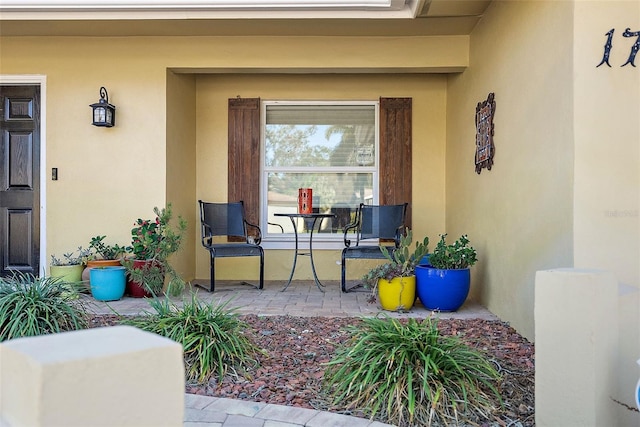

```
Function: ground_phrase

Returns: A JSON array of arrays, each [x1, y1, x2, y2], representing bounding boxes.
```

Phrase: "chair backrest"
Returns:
[[358, 203, 407, 241], [199, 201, 247, 239]]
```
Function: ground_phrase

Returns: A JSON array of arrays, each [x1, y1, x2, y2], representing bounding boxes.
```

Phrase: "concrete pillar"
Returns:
[[535, 269, 618, 426], [0, 325, 184, 427], [616, 284, 640, 426]]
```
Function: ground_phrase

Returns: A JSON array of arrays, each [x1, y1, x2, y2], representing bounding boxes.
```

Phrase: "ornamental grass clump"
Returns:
[[323, 315, 502, 427], [0, 273, 88, 342], [121, 294, 261, 384]]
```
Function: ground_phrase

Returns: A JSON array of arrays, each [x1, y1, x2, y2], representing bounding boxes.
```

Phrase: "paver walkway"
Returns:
[[87, 279, 498, 321], [85, 280, 498, 427]]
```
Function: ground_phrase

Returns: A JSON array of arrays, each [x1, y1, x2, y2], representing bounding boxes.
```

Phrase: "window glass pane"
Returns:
[[265, 105, 375, 168], [262, 102, 378, 240], [267, 172, 373, 234]]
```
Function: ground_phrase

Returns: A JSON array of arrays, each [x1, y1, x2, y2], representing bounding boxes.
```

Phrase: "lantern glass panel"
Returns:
[[94, 106, 106, 123]]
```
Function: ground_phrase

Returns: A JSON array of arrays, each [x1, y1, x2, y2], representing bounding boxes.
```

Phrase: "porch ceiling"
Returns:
[[0, 0, 492, 37]]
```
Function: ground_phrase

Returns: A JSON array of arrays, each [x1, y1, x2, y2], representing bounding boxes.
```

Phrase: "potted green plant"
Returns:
[[123, 204, 187, 298], [49, 246, 92, 296], [50, 246, 91, 282], [82, 235, 127, 283], [362, 229, 429, 312], [415, 234, 478, 311], [88, 235, 127, 261]]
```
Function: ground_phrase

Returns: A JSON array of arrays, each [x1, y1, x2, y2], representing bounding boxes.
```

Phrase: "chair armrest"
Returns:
[[201, 223, 214, 249], [343, 221, 359, 248]]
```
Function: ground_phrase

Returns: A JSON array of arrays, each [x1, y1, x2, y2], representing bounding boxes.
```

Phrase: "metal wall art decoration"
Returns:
[[597, 28, 640, 68], [475, 92, 496, 174]]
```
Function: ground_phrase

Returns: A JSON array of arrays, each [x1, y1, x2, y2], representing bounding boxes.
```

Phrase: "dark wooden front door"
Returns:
[[0, 85, 41, 277]]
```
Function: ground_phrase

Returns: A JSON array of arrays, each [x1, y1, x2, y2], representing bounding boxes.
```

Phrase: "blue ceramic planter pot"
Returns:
[[90, 266, 126, 301], [415, 265, 470, 312], [419, 254, 431, 266]]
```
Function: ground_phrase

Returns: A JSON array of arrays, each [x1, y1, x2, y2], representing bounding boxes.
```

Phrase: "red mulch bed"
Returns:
[[92, 314, 535, 426]]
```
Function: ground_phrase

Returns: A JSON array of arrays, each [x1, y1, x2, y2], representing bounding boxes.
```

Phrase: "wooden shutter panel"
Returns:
[[228, 98, 260, 229], [379, 97, 412, 227]]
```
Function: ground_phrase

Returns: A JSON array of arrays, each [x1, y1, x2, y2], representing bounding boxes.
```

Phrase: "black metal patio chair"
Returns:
[[198, 200, 264, 292], [340, 202, 408, 292]]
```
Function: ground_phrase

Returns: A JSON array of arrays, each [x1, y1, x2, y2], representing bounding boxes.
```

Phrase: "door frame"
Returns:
[[0, 75, 47, 275]]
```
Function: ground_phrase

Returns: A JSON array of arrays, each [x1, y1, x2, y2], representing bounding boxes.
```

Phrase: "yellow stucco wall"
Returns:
[[446, 6, 639, 411], [0, 35, 455, 283], [166, 71, 197, 282], [446, 0, 576, 340], [573, 1, 640, 289], [573, 2, 640, 424], [194, 73, 447, 281]]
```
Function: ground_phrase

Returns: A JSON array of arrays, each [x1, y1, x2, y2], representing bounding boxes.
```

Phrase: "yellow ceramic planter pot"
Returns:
[[377, 276, 416, 312], [50, 264, 84, 283], [49, 264, 84, 299]]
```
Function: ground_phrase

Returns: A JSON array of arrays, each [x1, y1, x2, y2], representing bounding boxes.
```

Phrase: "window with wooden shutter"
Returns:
[[228, 97, 412, 243]]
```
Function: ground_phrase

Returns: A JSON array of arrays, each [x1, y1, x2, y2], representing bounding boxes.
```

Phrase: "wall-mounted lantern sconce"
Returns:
[[90, 86, 116, 127]]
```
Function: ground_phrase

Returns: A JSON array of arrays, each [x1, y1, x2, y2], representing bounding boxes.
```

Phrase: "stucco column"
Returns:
[[535, 269, 618, 426], [0, 325, 185, 427]]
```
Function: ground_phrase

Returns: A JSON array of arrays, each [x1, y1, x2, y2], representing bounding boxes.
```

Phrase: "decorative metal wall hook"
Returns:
[[90, 86, 116, 127]]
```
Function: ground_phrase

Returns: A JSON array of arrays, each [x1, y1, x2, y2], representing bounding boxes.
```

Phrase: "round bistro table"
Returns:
[[274, 212, 336, 292]]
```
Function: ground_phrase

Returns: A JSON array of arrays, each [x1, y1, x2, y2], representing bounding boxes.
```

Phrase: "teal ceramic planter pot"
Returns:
[[90, 266, 126, 301], [415, 265, 470, 312]]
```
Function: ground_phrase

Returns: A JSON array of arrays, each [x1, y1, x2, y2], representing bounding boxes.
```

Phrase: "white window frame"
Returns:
[[260, 100, 379, 250]]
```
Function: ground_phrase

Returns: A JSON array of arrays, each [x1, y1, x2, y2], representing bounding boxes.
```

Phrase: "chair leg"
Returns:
[[258, 249, 264, 290], [341, 252, 348, 292], [209, 255, 216, 292], [198, 252, 266, 292]]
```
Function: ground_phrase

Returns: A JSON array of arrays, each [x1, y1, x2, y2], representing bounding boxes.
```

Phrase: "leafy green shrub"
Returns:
[[124, 261, 185, 297], [323, 315, 501, 426], [121, 294, 260, 384], [0, 273, 88, 342], [429, 234, 478, 270], [123, 204, 187, 296], [88, 235, 126, 260]]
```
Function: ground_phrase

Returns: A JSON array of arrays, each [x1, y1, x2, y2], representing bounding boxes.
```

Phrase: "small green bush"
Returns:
[[323, 315, 501, 426], [429, 234, 478, 270], [121, 294, 261, 384], [0, 273, 88, 342]]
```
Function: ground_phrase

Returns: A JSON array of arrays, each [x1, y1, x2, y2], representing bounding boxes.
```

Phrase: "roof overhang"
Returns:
[[0, 0, 492, 37], [0, 0, 429, 19]]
